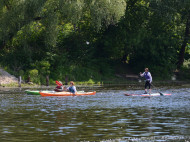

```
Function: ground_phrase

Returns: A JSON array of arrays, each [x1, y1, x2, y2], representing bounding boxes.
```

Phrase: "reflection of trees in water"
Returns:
[[0, 105, 190, 141], [49, 107, 172, 140]]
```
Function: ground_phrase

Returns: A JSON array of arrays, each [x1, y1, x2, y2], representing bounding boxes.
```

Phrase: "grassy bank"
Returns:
[[1, 63, 190, 88], [1, 78, 190, 88]]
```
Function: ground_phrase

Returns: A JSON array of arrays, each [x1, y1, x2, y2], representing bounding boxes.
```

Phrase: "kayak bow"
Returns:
[[25, 90, 41, 95], [25, 90, 54, 95]]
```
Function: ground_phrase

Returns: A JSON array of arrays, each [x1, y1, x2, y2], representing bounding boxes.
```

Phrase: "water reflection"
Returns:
[[0, 87, 190, 141]]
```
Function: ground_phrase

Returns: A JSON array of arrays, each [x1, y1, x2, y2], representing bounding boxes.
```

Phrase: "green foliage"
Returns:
[[51, 64, 103, 82], [29, 69, 40, 84], [1, 82, 19, 87], [32, 60, 50, 75], [177, 67, 190, 80], [0, 0, 190, 83], [18, 70, 25, 77], [30, 61, 50, 84], [49, 79, 55, 85], [89, 0, 126, 29], [71, 66, 101, 81], [76, 79, 95, 85]]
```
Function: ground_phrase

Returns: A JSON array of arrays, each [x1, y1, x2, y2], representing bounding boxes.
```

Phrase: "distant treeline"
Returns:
[[0, 0, 190, 84]]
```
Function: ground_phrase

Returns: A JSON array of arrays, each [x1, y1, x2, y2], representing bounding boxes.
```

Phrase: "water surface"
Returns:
[[0, 86, 190, 141]]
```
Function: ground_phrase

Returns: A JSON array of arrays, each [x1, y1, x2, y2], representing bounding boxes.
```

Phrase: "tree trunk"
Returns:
[[18, 76, 22, 87], [177, 13, 190, 69], [65, 75, 68, 85], [121, 54, 128, 63], [46, 75, 49, 86], [27, 75, 31, 83]]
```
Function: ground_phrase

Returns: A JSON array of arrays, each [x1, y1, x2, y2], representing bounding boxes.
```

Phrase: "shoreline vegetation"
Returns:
[[1, 67, 190, 88], [1, 81, 190, 91]]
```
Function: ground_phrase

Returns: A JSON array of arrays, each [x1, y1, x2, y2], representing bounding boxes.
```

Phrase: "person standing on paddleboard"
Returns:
[[140, 68, 152, 94]]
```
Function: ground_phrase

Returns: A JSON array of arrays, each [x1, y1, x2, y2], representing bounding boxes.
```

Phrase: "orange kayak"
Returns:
[[40, 91, 96, 97]]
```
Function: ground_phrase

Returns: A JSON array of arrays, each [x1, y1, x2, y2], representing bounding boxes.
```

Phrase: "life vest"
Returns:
[[56, 81, 63, 86], [144, 72, 150, 80], [68, 86, 76, 93], [56, 86, 63, 89]]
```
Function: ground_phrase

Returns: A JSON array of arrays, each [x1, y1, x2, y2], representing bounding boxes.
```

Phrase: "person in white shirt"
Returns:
[[67, 81, 77, 94], [140, 68, 152, 94]]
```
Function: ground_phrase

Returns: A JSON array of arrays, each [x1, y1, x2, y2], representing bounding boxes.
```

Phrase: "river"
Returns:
[[0, 85, 190, 141]]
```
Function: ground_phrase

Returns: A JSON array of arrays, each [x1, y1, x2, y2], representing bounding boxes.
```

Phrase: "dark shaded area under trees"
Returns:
[[0, 0, 190, 84]]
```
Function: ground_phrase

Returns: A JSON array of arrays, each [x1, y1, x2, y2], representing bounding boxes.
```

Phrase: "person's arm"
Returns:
[[73, 86, 77, 93], [66, 87, 70, 91], [63, 86, 67, 91], [140, 72, 145, 77], [148, 72, 152, 83]]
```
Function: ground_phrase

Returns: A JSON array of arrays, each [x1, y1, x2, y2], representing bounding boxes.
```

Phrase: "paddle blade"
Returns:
[[159, 92, 164, 96], [56, 81, 63, 86]]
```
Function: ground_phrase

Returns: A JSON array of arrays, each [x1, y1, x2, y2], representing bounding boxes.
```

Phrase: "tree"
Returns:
[[177, 7, 190, 69], [0, 0, 126, 80], [146, 0, 190, 69]]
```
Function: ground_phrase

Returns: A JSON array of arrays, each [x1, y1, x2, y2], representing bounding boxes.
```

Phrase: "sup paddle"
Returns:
[[151, 83, 164, 96]]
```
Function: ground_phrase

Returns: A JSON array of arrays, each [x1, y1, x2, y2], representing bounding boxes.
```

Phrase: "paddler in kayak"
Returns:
[[140, 68, 152, 94], [67, 81, 77, 95], [54, 81, 65, 92]]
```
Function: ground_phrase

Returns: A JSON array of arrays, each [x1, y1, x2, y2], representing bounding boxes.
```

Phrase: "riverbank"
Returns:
[[0, 68, 18, 85], [1, 67, 190, 89], [1, 80, 190, 90]]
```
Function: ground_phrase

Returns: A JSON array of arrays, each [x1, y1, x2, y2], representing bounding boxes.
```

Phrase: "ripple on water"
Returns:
[[0, 88, 190, 141]]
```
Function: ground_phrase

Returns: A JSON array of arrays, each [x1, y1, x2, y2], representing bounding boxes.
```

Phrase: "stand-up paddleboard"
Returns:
[[124, 93, 171, 96]]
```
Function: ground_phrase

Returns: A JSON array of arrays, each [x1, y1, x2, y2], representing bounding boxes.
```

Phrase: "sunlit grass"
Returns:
[[1, 83, 39, 87]]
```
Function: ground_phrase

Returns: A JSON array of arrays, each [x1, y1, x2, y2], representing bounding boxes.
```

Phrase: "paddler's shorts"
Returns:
[[145, 81, 151, 89]]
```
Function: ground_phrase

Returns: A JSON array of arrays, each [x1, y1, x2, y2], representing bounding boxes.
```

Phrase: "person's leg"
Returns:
[[148, 82, 151, 94], [144, 82, 148, 94]]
